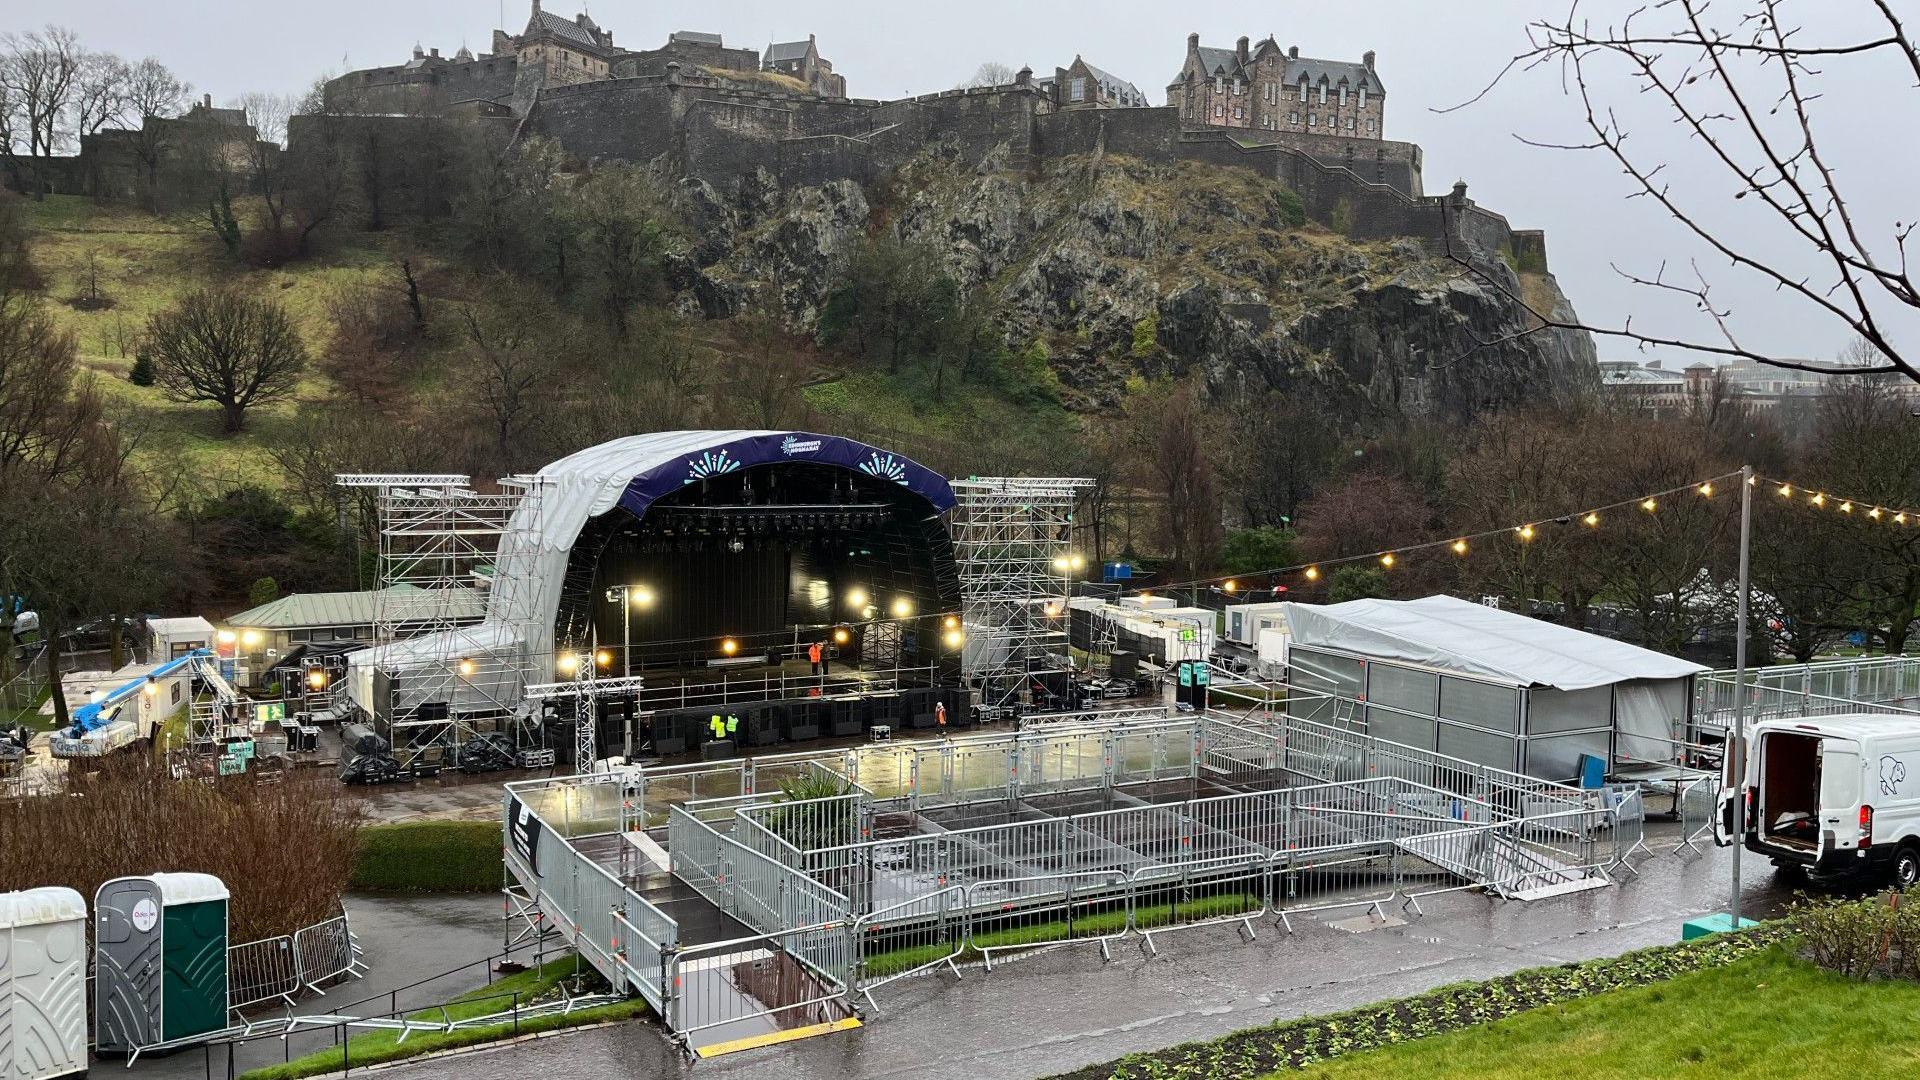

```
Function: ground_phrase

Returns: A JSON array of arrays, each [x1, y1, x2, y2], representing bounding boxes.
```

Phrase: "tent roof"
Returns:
[[227, 585, 484, 631], [1281, 595, 1708, 691]]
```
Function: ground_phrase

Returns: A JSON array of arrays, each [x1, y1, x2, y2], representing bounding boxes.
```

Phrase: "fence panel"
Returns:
[[291, 913, 362, 993], [227, 935, 300, 1011]]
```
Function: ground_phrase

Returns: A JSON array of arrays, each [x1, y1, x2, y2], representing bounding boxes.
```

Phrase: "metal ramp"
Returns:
[[678, 949, 861, 1058], [1396, 830, 1608, 901]]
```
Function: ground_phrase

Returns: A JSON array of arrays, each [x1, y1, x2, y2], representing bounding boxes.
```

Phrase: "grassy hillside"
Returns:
[[24, 195, 395, 487]]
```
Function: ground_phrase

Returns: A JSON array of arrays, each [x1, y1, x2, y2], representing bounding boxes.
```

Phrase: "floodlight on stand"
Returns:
[[632, 585, 655, 609]]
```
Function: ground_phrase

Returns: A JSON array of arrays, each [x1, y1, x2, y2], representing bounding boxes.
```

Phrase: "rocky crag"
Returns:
[[671, 150, 1597, 419]]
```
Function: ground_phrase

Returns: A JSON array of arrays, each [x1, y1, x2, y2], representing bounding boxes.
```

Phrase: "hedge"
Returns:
[[350, 820, 504, 893]]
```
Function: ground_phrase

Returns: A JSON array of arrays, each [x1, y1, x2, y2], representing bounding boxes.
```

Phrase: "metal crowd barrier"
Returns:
[[227, 910, 366, 1013]]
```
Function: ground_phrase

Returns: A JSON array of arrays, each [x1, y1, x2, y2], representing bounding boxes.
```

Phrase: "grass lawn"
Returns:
[[1288, 948, 1920, 1080], [238, 955, 648, 1080]]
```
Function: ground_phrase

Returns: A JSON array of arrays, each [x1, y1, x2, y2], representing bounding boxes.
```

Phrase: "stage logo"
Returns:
[[685, 449, 741, 484], [858, 451, 910, 485], [780, 436, 823, 456]]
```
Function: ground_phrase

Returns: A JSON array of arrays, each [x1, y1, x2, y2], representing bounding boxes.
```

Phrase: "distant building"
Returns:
[[1602, 356, 1920, 415], [512, 2, 621, 87], [225, 585, 485, 657], [765, 35, 846, 97], [1168, 33, 1384, 139], [1042, 56, 1149, 110]]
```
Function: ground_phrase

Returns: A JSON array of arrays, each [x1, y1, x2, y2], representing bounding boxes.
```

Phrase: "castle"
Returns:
[[24, 7, 1548, 279]]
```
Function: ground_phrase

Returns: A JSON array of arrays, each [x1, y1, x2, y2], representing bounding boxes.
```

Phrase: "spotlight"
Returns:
[[241, 629, 263, 648], [728, 537, 746, 554], [631, 586, 656, 609], [890, 597, 914, 619], [1641, 498, 1659, 513], [458, 658, 476, 677], [943, 615, 960, 630], [557, 654, 581, 676], [1697, 482, 1715, 497], [1069, 554, 1086, 571], [1051, 555, 1071, 572], [721, 638, 740, 656], [1043, 601, 1061, 617], [832, 626, 852, 646], [847, 587, 869, 610], [306, 667, 328, 690], [595, 649, 613, 669], [943, 628, 965, 649]]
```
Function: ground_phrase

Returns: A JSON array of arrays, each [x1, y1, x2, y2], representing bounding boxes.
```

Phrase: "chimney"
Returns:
[[1188, 32, 1200, 51], [430, 47, 440, 58], [1016, 64, 1032, 86], [202, 93, 212, 109], [1236, 36, 1250, 63], [1288, 45, 1299, 59], [1363, 49, 1377, 70]]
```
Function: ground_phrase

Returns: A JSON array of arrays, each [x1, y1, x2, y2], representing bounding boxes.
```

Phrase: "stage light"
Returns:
[[306, 668, 328, 690], [1051, 555, 1071, 572], [1043, 601, 1061, 617], [721, 638, 740, 656], [595, 649, 614, 669], [631, 586, 656, 609], [943, 615, 960, 630], [847, 587, 869, 610], [1069, 554, 1086, 571], [1137, 591, 1153, 601], [458, 658, 476, 677], [832, 626, 851, 645], [890, 597, 914, 619], [1452, 539, 1470, 556], [241, 629, 263, 648], [557, 654, 582, 676], [943, 628, 965, 649]]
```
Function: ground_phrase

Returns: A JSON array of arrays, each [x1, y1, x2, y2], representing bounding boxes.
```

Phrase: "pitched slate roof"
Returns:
[[528, 9, 602, 50], [670, 30, 725, 46], [1195, 46, 1241, 78], [1080, 60, 1147, 107], [1285, 54, 1384, 95], [767, 40, 812, 63]]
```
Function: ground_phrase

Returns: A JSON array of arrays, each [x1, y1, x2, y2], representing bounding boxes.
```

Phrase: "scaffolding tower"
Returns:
[[335, 473, 548, 772], [950, 477, 1093, 717]]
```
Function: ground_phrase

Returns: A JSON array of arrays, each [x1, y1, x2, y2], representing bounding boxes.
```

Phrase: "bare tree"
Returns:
[[458, 296, 554, 470], [1447, 1, 1920, 385], [121, 57, 189, 211], [145, 287, 308, 433], [961, 62, 1018, 88], [0, 26, 83, 193], [70, 50, 128, 138]]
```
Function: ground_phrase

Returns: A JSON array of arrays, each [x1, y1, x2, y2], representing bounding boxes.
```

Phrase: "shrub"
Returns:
[[128, 351, 155, 386], [350, 820, 503, 893], [0, 756, 362, 940], [1798, 891, 1918, 980], [247, 576, 280, 607]]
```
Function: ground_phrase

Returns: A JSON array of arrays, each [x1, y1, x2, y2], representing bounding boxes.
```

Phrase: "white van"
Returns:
[[1721, 714, 1920, 886]]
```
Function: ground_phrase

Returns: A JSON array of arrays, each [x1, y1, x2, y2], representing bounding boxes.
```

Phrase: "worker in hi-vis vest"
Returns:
[[726, 714, 740, 738], [808, 640, 823, 676], [935, 701, 947, 728], [709, 714, 726, 740]]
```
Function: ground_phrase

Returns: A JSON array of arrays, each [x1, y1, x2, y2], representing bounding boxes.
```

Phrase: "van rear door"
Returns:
[[1818, 741, 1863, 856]]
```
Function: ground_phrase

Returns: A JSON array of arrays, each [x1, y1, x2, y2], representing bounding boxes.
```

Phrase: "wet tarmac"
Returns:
[[131, 892, 510, 1080], [373, 832, 1811, 1080]]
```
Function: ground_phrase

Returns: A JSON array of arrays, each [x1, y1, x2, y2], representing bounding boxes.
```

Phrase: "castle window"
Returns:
[[1214, 104, 1224, 118], [1345, 116, 1355, 130], [1070, 77, 1085, 102], [1318, 83, 1327, 104], [1340, 85, 1348, 106], [1289, 110, 1299, 124], [1308, 113, 1317, 126], [1233, 106, 1243, 119], [1366, 118, 1376, 133], [1359, 87, 1368, 109], [1298, 79, 1308, 101]]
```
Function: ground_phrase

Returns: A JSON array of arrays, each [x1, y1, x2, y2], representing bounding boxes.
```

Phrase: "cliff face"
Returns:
[[673, 153, 1597, 418]]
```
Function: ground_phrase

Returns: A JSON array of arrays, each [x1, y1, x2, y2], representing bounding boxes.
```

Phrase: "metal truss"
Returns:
[[334, 474, 549, 771], [949, 477, 1093, 715]]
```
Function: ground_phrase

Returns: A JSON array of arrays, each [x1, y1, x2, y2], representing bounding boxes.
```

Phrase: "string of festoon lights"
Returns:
[[1122, 470, 1756, 601], [1753, 475, 1920, 528]]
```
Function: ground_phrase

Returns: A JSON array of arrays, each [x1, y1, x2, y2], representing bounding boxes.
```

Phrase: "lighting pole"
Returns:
[[1729, 464, 1753, 931]]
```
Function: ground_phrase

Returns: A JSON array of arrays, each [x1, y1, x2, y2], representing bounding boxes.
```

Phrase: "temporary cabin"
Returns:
[[1281, 596, 1709, 780], [0, 887, 88, 1080], [1223, 601, 1291, 648], [145, 617, 216, 662], [1072, 601, 1216, 668], [94, 873, 230, 1054]]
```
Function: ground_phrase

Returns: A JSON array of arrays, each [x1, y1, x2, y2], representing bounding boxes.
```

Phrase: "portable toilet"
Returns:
[[93, 873, 230, 1054], [0, 887, 88, 1080]]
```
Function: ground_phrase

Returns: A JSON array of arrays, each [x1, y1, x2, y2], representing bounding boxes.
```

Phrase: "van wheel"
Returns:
[[1893, 845, 1920, 890]]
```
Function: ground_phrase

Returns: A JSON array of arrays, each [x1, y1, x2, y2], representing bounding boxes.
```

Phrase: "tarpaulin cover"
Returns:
[[1282, 595, 1708, 692]]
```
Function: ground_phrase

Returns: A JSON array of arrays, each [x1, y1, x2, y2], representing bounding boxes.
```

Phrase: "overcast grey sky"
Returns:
[[9, 0, 1916, 368]]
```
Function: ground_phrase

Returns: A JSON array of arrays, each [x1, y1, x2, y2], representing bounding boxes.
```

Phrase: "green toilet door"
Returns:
[[160, 899, 227, 1041]]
